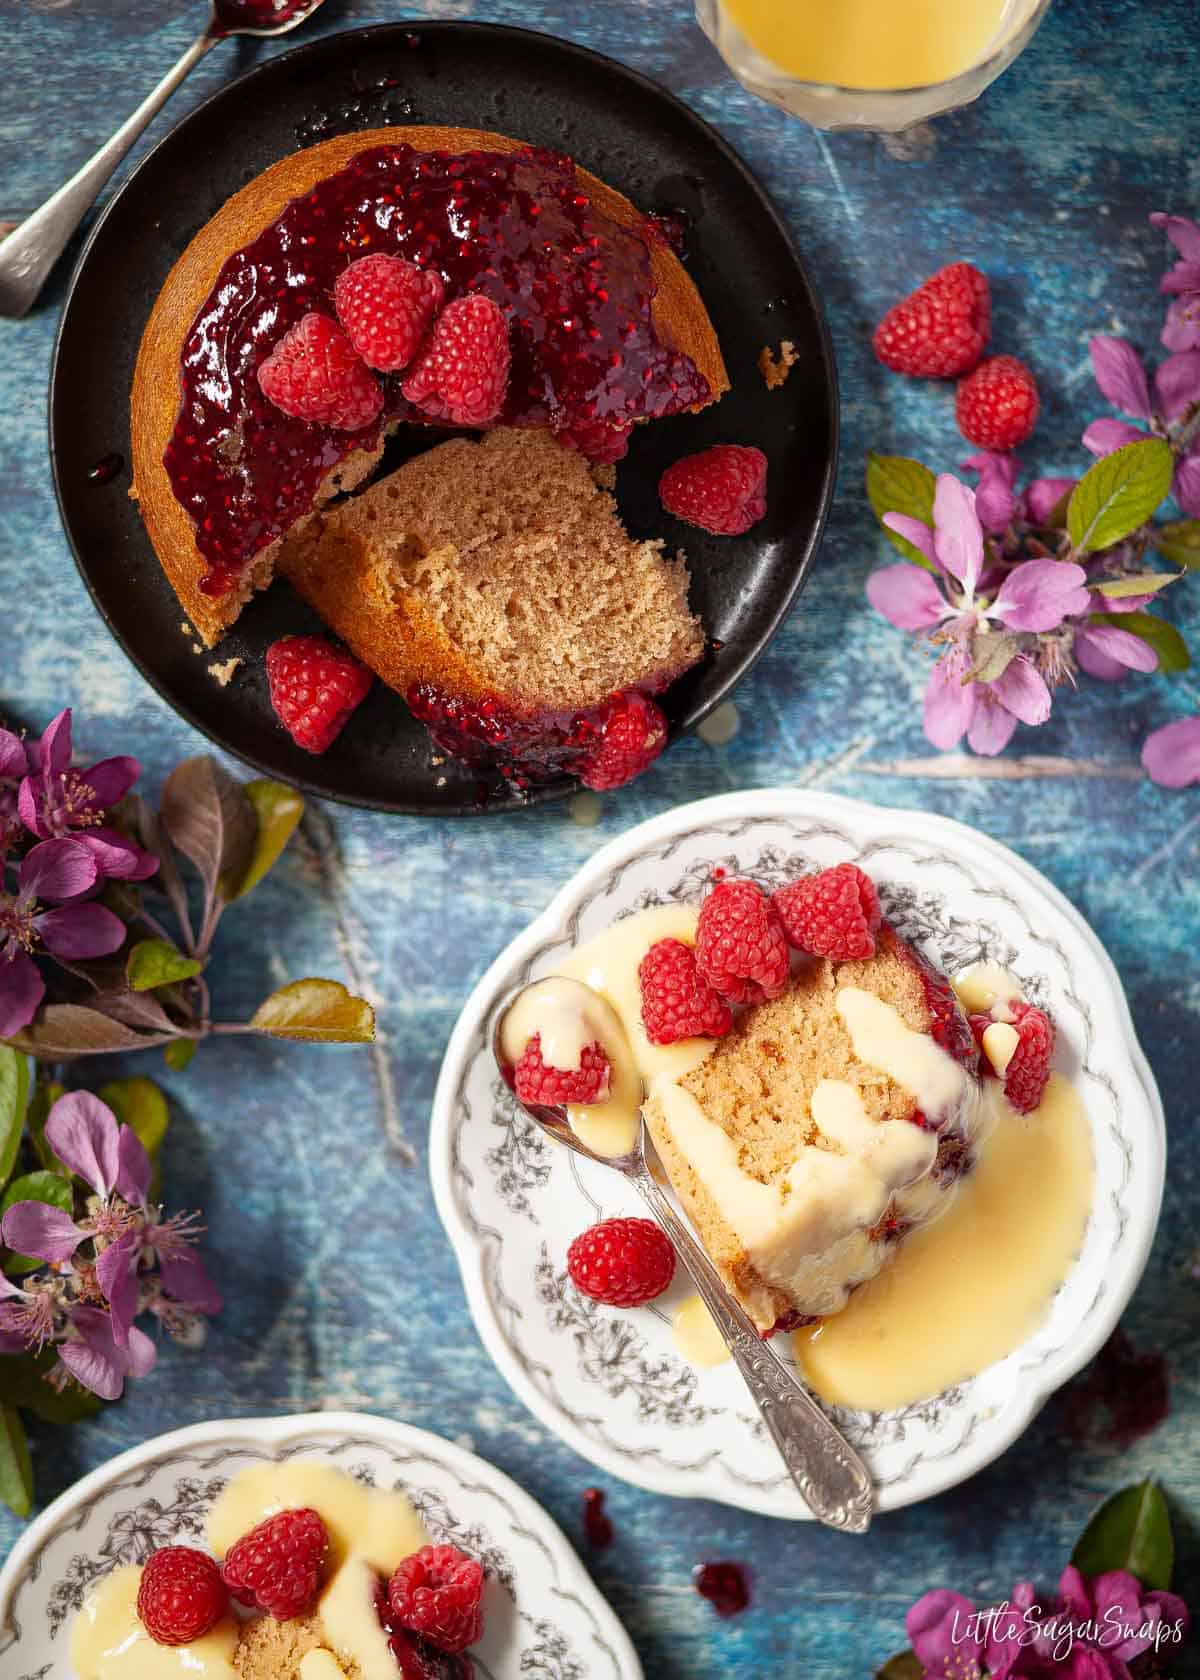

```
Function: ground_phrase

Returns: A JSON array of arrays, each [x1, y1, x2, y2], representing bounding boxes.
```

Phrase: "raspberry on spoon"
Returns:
[[513, 1034, 611, 1107]]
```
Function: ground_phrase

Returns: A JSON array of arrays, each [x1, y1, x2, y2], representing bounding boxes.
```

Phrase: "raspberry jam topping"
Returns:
[[165, 145, 709, 595], [582, 1488, 614, 1549], [694, 1561, 750, 1617], [208, 0, 314, 34]]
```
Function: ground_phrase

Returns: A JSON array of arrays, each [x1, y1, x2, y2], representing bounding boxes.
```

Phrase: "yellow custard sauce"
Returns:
[[794, 1073, 1093, 1409], [71, 1461, 429, 1680], [721, 0, 1014, 90]]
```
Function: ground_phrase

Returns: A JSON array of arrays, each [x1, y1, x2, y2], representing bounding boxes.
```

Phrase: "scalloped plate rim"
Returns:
[[0, 1409, 644, 1678], [429, 788, 1166, 1519]]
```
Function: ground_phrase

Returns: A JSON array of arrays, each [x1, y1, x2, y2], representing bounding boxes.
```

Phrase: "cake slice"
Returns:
[[276, 428, 705, 779], [130, 126, 728, 648], [643, 926, 983, 1330]]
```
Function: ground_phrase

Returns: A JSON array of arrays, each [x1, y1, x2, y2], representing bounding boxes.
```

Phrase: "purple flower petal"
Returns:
[[1082, 418, 1147, 458], [1142, 716, 1200, 786], [932, 475, 984, 594], [992, 655, 1053, 726], [924, 645, 977, 751], [1151, 211, 1200, 263], [0, 730, 27, 782], [1023, 476, 1077, 525], [881, 512, 937, 566], [1056, 1565, 1093, 1620], [1089, 336, 1152, 418], [96, 1227, 139, 1347], [1075, 633, 1132, 681], [80, 829, 158, 883], [160, 1250, 223, 1315], [59, 1306, 135, 1400], [866, 564, 947, 631], [0, 954, 45, 1039], [1173, 448, 1200, 516], [44, 1092, 121, 1198], [126, 1322, 157, 1377], [1162, 294, 1200, 352], [967, 694, 1019, 755], [1154, 349, 1200, 420], [116, 1127, 152, 1208], [1089, 1571, 1159, 1662], [15, 778, 45, 839], [1161, 258, 1200, 295], [80, 757, 141, 810], [906, 1590, 983, 1678], [35, 902, 126, 961], [992, 559, 1091, 632], [18, 837, 97, 905], [962, 451, 1019, 534], [1078, 624, 1159, 675], [35, 710, 73, 779], [0, 1200, 84, 1264]]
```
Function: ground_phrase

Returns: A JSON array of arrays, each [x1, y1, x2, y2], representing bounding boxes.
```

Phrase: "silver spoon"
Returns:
[[0, 0, 327, 319], [493, 997, 875, 1534]]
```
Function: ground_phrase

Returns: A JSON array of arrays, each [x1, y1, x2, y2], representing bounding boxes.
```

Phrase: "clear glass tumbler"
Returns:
[[695, 0, 1053, 133]]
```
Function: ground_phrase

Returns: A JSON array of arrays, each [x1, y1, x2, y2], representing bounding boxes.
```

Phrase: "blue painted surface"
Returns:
[[2, 0, 1199, 1673]]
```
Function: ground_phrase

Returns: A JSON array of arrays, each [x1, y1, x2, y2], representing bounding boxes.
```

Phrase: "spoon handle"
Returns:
[[0, 28, 216, 318], [628, 1160, 874, 1533]]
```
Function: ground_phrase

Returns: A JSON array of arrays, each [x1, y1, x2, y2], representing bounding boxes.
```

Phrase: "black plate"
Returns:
[[51, 22, 837, 815]]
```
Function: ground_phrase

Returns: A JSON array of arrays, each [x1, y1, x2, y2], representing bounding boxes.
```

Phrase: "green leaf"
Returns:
[[867, 453, 938, 570], [1091, 572, 1180, 599], [0, 1350, 99, 1424], [221, 780, 304, 901], [1089, 612, 1191, 674], [876, 1654, 923, 1680], [25, 1082, 67, 1174], [1067, 439, 1175, 553], [164, 1039, 197, 1073], [250, 979, 376, 1043], [0, 1047, 31, 1190], [160, 756, 257, 904], [126, 938, 202, 993], [0, 1406, 33, 1517], [1072, 1480, 1174, 1590], [98, 1077, 169, 1162], [1, 1171, 75, 1276], [1153, 518, 1200, 569]]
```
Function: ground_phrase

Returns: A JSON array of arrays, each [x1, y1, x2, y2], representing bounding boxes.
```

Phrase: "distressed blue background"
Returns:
[[2, 0, 1198, 1672]]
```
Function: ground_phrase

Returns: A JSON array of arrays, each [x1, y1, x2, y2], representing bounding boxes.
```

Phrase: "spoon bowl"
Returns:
[[493, 988, 875, 1533], [207, 0, 329, 39]]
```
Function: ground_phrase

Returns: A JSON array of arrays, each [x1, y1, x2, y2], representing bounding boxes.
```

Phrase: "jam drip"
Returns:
[[165, 144, 710, 595]]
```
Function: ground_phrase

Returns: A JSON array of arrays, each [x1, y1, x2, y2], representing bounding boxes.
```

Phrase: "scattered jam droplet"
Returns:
[[88, 452, 124, 486], [582, 1487, 613, 1548], [694, 1561, 749, 1616], [1061, 1329, 1169, 1448]]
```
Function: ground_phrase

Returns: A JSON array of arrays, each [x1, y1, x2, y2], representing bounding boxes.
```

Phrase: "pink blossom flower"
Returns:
[[0, 839, 127, 1039], [1142, 716, 1200, 786], [16, 710, 156, 883], [1083, 330, 1200, 516], [870, 474, 1087, 754]]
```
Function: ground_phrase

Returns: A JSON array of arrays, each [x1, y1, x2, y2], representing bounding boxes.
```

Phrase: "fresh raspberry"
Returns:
[[136, 1547, 228, 1647], [890, 930, 980, 1072], [566, 1217, 676, 1307], [388, 1545, 485, 1655], [220, 1507, 328, 1620], [658, 444, 767, 536], [638, 938, 733, 1044], [556, 419, 633, 464], [265, 634, 372, 754], [333, 253, 445, 373], [576, 692, 668, 791], [872, 262, 991, 378], [257, 311, 383, 430], [772, 864, 882, 962], [955, 354, 1040, 451], [1000, 1000, 1055, 1114], [401, 293, 511, 426], [513, 1034, 611, 1107], [694, 878, 790, 1005]]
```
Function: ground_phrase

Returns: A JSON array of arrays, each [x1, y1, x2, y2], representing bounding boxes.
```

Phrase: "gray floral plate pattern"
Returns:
[[0, 1412, 642, 1680], [430, 790, 1165, 1520]]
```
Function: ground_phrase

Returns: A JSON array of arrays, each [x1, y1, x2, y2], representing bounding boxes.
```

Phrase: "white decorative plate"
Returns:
[[430, 790, 1165, 1520], [0, 1411, 642, 1680]]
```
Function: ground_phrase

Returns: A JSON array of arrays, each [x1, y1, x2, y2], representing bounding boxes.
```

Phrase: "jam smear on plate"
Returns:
[[694, 1560, 750, 1617], [164, 144, 709, 596], [582, 1487, 614, 1549]]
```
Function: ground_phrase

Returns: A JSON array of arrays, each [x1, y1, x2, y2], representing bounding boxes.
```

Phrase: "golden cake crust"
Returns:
[[130, 125, 730, 647]]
